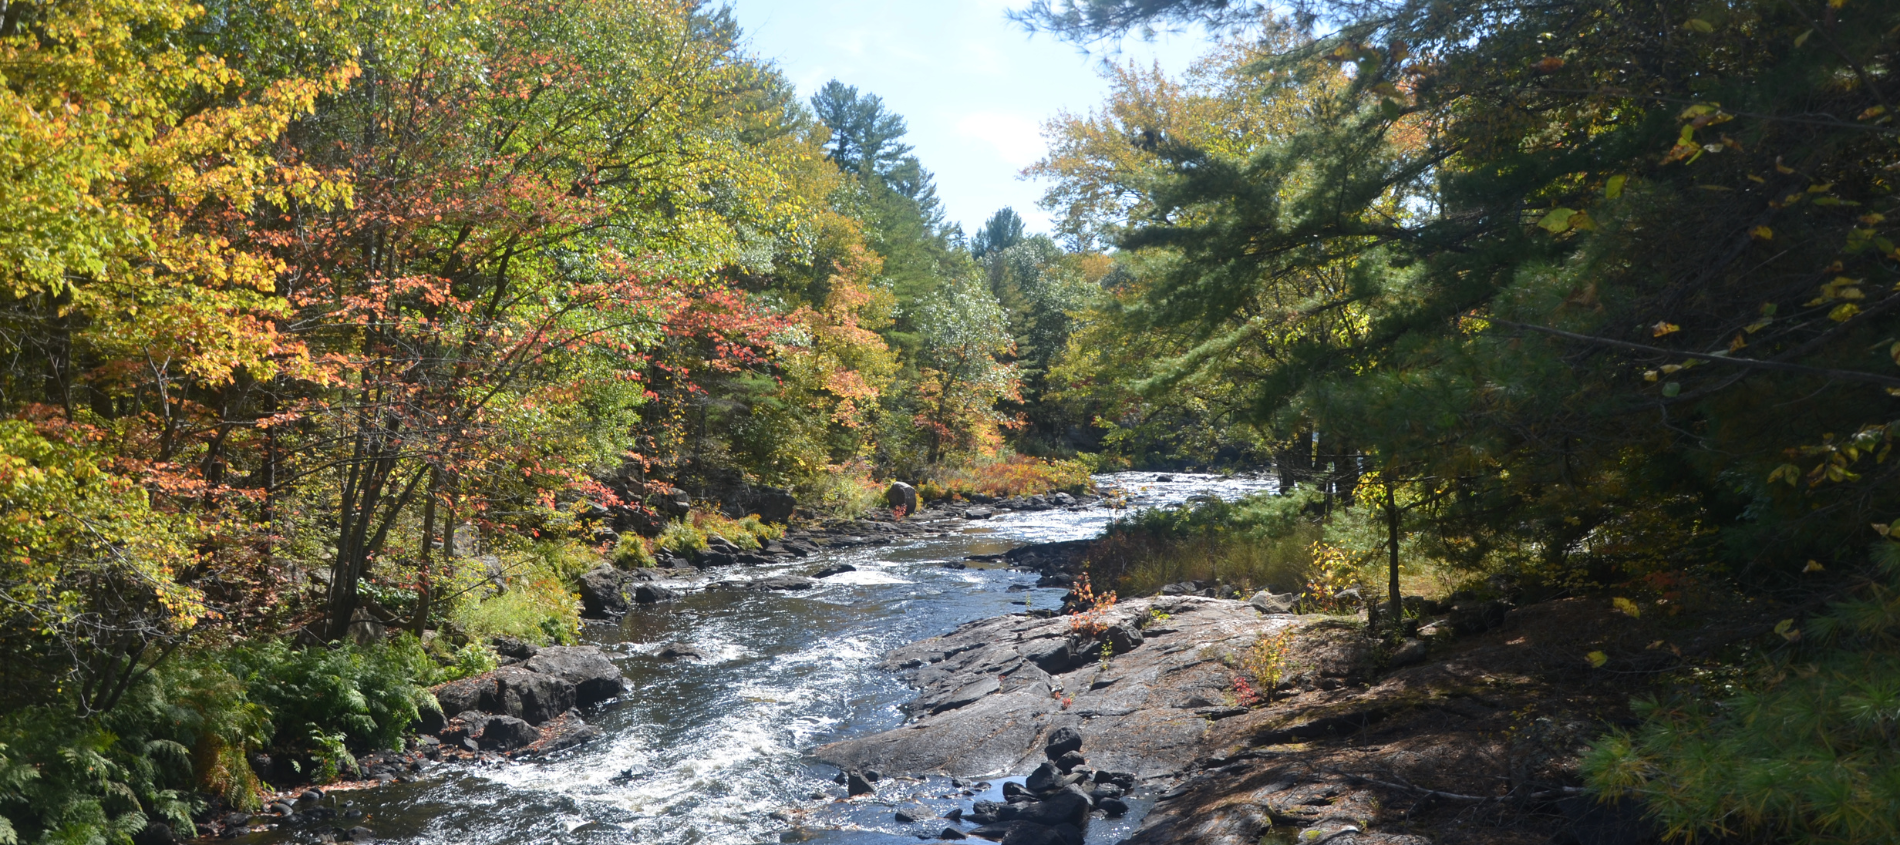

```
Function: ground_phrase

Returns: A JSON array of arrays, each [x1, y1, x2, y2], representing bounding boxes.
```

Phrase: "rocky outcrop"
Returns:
[[523, 646, 626, 706], [434, 666, 575, 725], [426, 645, 621, 758]]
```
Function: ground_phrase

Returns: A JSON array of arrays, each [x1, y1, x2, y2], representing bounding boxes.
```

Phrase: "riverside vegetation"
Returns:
[[3, 0, 1898, 842]]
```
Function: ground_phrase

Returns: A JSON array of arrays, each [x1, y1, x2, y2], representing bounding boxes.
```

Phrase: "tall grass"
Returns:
[[1088, 489, 1324, 596]]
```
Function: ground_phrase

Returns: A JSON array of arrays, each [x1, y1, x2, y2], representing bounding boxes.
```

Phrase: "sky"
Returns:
[[726, 0, 1216, 238]]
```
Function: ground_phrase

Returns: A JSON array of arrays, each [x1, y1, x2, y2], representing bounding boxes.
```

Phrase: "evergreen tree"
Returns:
[[972, 207, 1028, 257]]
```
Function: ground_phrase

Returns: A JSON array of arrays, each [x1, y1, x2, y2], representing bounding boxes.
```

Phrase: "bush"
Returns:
[[655, 519, 707, 555], [226, 638, 434, 770], [448, 575, 580, 647], [1583, 542, 1900, 843], [923, 454, 1094, 501], [798, 465, 885, 519], [611, 534, 654, 568]]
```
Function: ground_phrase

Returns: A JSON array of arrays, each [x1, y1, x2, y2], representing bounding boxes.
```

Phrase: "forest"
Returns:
[[1, 0, 1897, 842]]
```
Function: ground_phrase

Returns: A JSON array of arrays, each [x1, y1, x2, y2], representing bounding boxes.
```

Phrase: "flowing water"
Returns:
[[249, 472, 1275, 845]]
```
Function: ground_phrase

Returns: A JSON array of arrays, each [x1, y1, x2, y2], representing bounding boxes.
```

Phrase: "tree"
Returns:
[[811, 80, 916, 178], [973, 208, 1028, 257]]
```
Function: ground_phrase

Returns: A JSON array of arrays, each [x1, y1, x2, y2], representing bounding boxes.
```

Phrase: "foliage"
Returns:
[[1066, 573, 1119, 637], [922, 454, 1096, 500], [226, 638, 433, 759], [1585, 542, 1900, 843], [1092, 489, 1324, 596], [611, 535, 656, 570], [1238, 626, 1298, 703], [448, 576, 580, 648]]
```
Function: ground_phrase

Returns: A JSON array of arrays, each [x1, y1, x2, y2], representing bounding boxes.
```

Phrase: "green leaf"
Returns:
[[1587, 651, 1609, 668], [1684, 18, 1714, 33], [1662, 382, 1681, 397], [1613, 597, 1642, 618], [1605, 175, 1627, 199]]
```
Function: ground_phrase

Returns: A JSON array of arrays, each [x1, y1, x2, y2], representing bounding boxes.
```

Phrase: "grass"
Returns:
[[1091, 527, 1320, 598], [448, 574, 580, 646], [798, 463, 887, 519]]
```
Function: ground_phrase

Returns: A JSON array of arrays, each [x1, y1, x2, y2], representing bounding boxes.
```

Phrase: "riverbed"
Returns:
[[247, 472, 1274, 845]]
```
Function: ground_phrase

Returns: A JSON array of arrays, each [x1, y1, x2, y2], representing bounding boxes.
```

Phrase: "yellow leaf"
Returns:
[[1587, 651, 1609, 668], [1684, 18, 1714, 33], [1829, 303, 1861, 322], [1805, 559, 1826, 571], [1660, 364, 1683, 374], [1647, 640, 1665, 650], [1539, 208, 1579, 232], [1728, 334, 1747, 352], [1888, 341, 1900, 365], [1749, 226, 1773, 240], [1774, 618, 1801, 642], [1795, 29, 1813, 47], [1873, 524, 1892, 537], [1643, 370, 1660, 382], [1652, 321, 1681, 337], [1862, 213, 1887, 225], [1613, 597, 1641, 618], [1605, 175, 1627, 199]]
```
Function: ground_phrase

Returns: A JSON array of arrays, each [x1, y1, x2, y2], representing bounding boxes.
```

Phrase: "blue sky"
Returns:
[[727, 0, 1214, 237]]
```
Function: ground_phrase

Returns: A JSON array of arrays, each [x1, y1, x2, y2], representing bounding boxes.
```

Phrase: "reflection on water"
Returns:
[[241, 473, 1272, 845]]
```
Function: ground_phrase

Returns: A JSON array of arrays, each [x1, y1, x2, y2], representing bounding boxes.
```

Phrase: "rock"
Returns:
[[963, 507, 995, 519], [634, 583, 677, 604], [1248, 591, 1296, 614], [895, 811, 916, 823], [656, 643, 708, 661], [1154, 474, 1174, 482], [1450, 599, 1510, 635], [1002, 781, 1032, 802], [781, 539, 820, 557], [813, 563, 857, 578], [657, 488, 692, 518], [1093, 771, 1135, 790], [938, 828, 968, 840], [1053, 750, 1087, 773], [346, 826, 376, 842], [492, 636, 539, 660], [1013, 791, 1091, 827], [433, 666, 576, 725], [1097, 796, 1128, 817], [846, 770, 876, 796], [577, 564, 634, 617], [524, 646, 625, 706], [886, 481, 919, 516], [697, 549, 738, 567], [1389, 638, 1428, 668], [1103, 621, 1143, 655], [971, 821, 1074, 845], [416, 697, 445, 735], [1044, 726, 1083, 760], [1159, 581, 1198, 596], [532, 713, 604, 754], [1051, 492, 1076, 507], [751, 487, 797, 524], [299, 790, 323, 803], [1025, 761, 1062, 792], [269, 802, 294, 816], [478, 715, 537, 750], [221, 813, 252, 828]]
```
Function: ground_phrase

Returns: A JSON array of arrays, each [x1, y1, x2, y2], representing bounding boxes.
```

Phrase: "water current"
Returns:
[[249, 472, 1275, 845]]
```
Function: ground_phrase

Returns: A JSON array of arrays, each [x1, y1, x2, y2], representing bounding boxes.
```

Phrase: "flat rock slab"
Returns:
[[814, 598, 1371, 780]]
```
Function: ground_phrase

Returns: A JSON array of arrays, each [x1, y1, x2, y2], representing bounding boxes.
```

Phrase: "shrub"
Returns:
[[448, 575, 580, 647], [611, 534, 655, 569], [655, 519, 707, 555], [798, 465, 885, 519], [924, 454, 1094, 500], [226, 637, 435, 770], [1583, 542, 1900, 843]]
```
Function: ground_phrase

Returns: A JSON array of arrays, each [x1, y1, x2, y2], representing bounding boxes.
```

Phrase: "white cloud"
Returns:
[[954, 112, 1046, 169]]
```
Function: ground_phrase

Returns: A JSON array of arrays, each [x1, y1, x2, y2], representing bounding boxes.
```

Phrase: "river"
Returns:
[[249, 472, 1275, 845]]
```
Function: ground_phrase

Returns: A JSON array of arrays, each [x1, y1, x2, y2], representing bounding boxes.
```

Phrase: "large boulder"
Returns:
[[577, 565, 633, 617], [524, 646, 625, 706], [477, 715, 538, 751], [432, 666, 575, 725], [657, 487, 692, 518], [1248, 591, 1296, 614], [750, 487, 797, 524], [885, 481, 918, 516], [633, 583, 677, 604]]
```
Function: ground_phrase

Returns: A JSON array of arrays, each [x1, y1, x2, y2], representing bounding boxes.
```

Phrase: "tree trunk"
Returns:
[[1384, 475, 1402, 634]]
